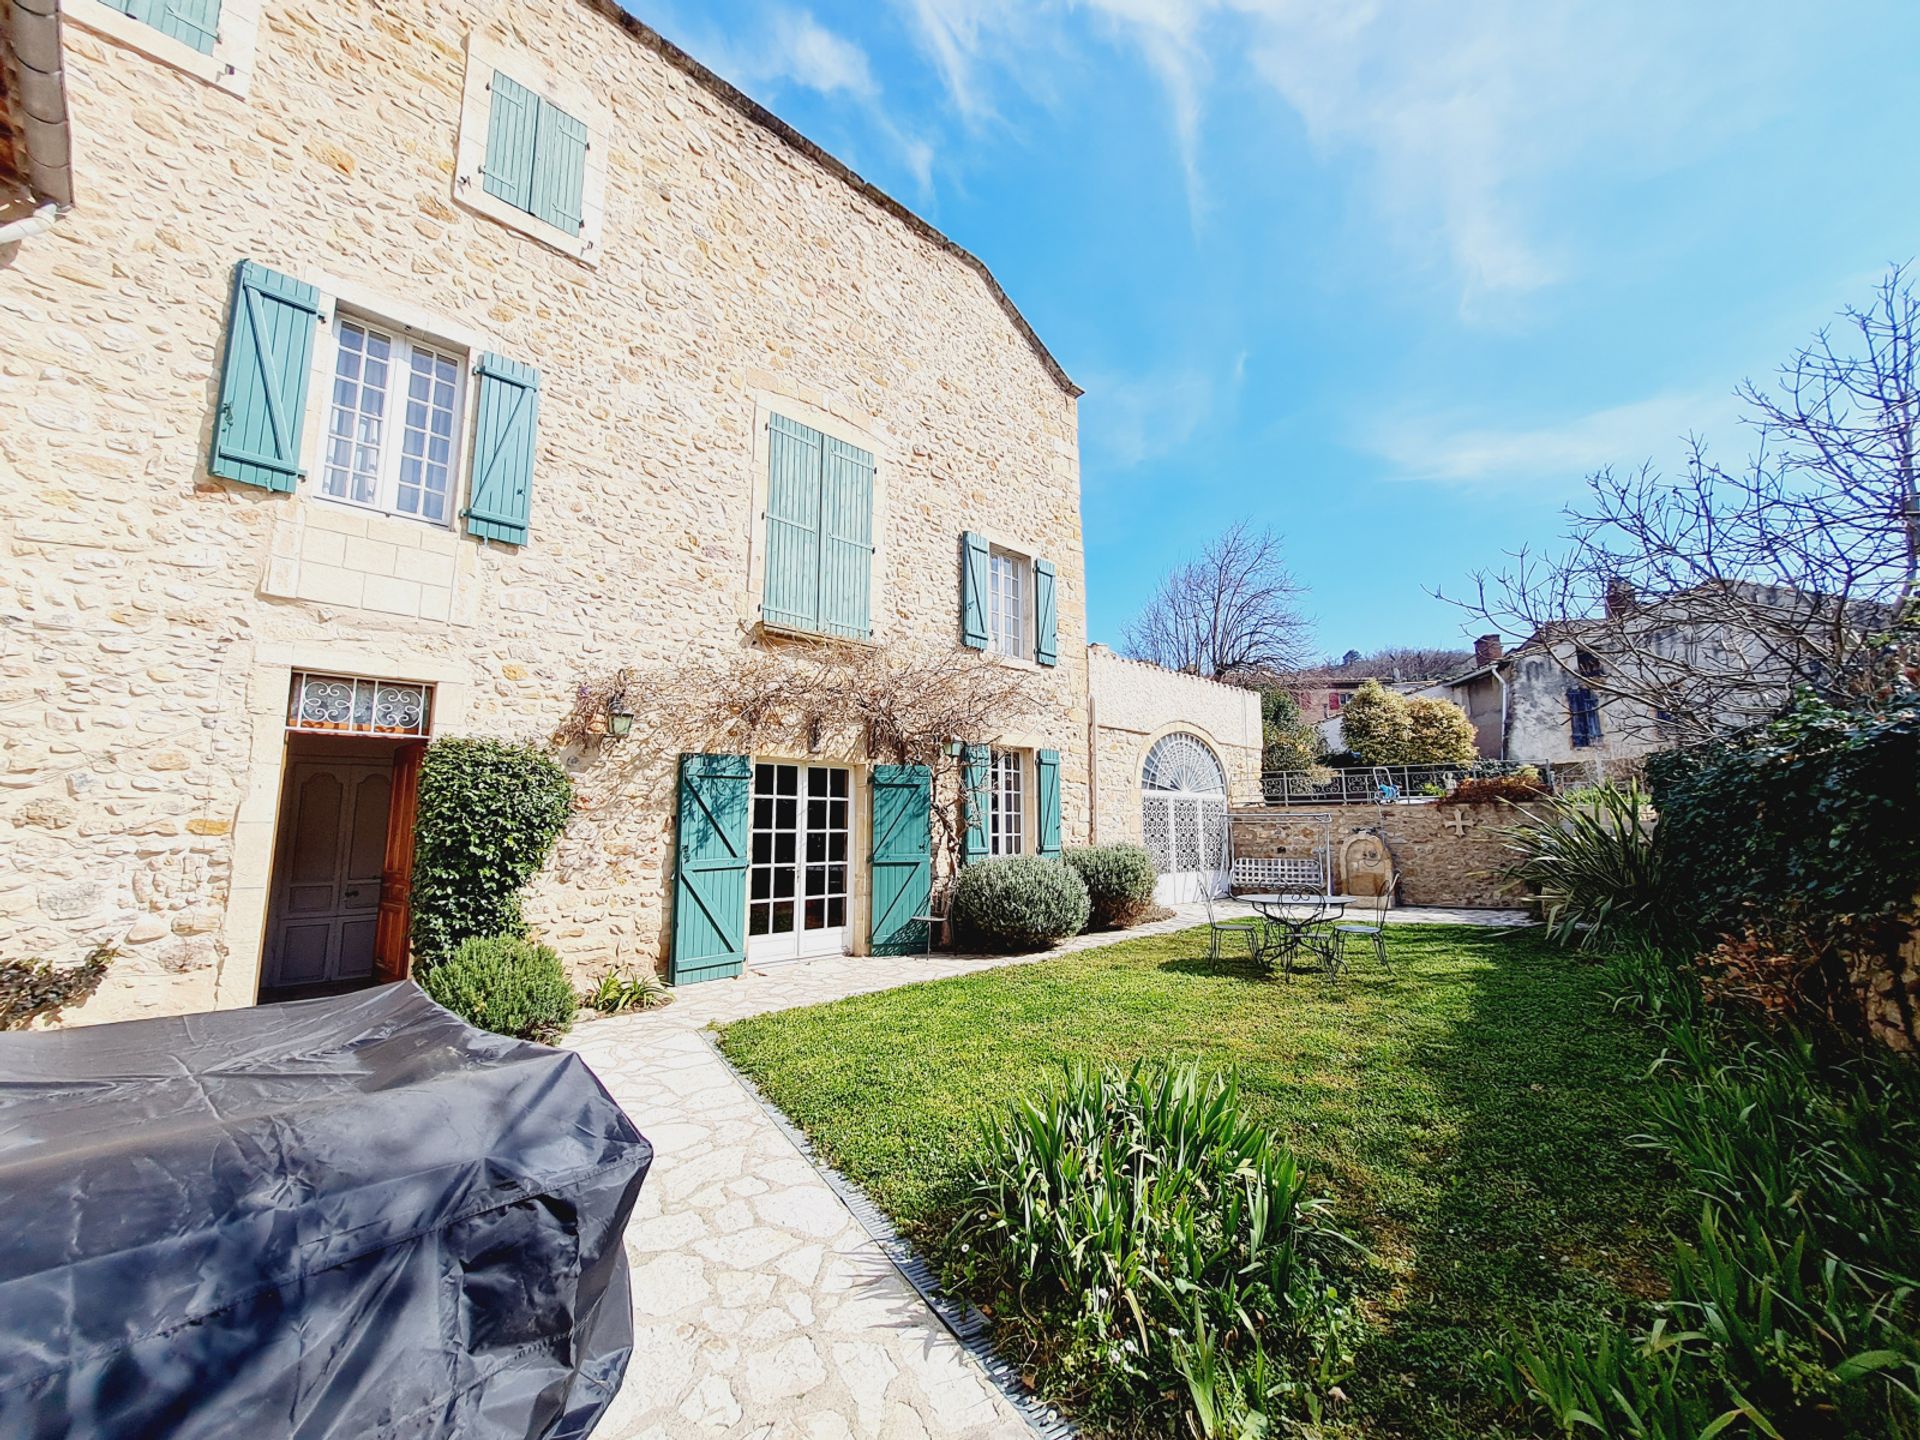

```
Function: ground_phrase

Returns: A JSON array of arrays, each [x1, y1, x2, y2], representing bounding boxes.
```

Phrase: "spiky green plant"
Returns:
[[951, 1060, 1361, 1437], [1495, 782, 1669, 949]]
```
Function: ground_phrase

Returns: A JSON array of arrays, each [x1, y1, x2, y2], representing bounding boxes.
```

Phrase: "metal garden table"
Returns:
[[1240, 893, 1353, 979]]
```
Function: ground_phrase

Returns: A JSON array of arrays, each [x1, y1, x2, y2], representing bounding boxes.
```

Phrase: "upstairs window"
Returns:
[[97, 0, 219, 53], [989, 750, 1025, 856], [987, 549, 1029, 660], [761, 414, 875, 640], [1568, 688, 1602, 748], [483, 72, 587, 237], [322, 317, 465, 526]]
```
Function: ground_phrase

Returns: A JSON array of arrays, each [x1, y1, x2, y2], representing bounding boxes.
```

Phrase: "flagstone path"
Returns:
[[570, 904, 1531, 1438]]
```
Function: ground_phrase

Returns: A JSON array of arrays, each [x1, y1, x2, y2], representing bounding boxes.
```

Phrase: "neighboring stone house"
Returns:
[[1087, 646, 1261, 903], [0, 0, 1098, 1022]]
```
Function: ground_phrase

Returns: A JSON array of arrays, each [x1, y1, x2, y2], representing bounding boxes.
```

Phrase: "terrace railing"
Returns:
[[1257, 760, 1541, 807]]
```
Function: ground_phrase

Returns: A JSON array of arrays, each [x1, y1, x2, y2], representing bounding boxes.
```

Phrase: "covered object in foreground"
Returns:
[[0, 982, 650, 1440]]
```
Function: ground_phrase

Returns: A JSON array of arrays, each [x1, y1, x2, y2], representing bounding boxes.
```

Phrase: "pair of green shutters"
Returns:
[[763, 415, 876, 639], [483, 73, 587, 238], [208, 260, 539, 545], [960, 744, 1062, 864], [101, 0, 219, 54], [669, 755, 935, 984], [960, 531, 1058, 665], [669, 748, 1062, 983]]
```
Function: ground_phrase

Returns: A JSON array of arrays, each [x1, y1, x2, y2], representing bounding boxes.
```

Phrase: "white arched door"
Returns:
[[1140, 733, 1229, 904]]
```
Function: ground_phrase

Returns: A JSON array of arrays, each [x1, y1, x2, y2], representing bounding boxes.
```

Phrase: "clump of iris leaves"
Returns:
[[949, 1060, 1364, 1438]]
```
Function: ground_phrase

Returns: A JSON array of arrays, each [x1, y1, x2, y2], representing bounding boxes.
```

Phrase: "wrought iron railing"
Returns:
[[1257, 760, 1541, 807]]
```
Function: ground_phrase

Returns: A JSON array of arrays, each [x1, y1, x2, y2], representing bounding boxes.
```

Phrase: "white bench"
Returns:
[[1231, 858, 1325, 893]]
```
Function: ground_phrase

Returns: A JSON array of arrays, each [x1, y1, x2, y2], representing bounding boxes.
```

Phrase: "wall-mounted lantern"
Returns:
[[606, 696, 634, 739]]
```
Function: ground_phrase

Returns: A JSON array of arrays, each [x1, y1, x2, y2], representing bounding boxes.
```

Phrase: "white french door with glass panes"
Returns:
[[747, 763, 853, 965], [322, 316, 465, 527]]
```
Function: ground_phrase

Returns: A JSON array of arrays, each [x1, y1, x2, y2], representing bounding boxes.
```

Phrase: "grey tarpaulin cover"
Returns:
[[0, 982, 651, 1439]]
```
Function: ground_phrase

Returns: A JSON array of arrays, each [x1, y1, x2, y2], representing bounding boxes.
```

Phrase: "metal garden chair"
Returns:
[[1330, 871, 1397, 976], [1201, 886, 1267, 966]]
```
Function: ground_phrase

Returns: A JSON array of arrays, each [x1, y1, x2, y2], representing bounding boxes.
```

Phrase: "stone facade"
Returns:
[[1228, 802, 1535, 909], [1087, 645, 1262, 848], [0, 0, 1088, 1021]]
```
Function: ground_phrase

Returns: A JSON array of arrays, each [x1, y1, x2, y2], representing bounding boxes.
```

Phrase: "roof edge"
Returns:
[[574, 0, 1082, 400]]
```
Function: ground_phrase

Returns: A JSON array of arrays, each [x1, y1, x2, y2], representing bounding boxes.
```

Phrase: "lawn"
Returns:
[[717, 923, 1686, 1438]]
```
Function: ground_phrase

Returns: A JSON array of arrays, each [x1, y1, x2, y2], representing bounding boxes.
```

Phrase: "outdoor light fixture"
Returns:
[[606, 697, 634, 739]]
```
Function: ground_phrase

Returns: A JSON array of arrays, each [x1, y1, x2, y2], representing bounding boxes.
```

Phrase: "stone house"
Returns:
[[0, 0, 1097, 1022]]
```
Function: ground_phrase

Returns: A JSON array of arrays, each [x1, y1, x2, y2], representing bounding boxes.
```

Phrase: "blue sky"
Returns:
[[631, 0, 1920, 658]]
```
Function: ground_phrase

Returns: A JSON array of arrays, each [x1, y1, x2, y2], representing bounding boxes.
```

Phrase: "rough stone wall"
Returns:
[[1228, 802, 1536, 909], [1088, 646, 1261, 846], [0, 0, 1084, 1021]]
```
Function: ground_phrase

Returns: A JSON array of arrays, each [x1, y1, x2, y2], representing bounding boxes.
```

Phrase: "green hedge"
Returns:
[[1646, 693, 1920, 941], [950, 856, 1089, 951], [410, 737, 573, 967], [1063, 844, 1157, 930], [420, 935, 576, 1043]]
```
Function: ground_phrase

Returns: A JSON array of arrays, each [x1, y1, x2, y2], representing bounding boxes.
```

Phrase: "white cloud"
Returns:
[[1364, 387, 1741, 494], [893, 0, 1796, 315], [1082, 350, 1246, 468], [709, 8, 878, 100]]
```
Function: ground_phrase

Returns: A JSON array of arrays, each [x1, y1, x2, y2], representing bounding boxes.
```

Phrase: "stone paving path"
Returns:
[[570, 905, 1532, 1438]]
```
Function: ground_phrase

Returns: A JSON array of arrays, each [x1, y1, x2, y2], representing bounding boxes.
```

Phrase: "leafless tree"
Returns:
[[1123, 521, 1313, 679], [1446, 263, 1920, 742]]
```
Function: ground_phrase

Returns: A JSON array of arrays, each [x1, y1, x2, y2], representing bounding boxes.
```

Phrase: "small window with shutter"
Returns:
[[454, 38, 605, 263], [960, 533, 1058, 667]]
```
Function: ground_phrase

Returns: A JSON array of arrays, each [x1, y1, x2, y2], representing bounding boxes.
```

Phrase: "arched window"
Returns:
[[1140, 733, 1228, 897], [1143, 732, 1226, 796]]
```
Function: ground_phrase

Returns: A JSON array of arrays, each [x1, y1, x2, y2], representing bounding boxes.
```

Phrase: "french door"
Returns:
[[747, 763, 852, 965]]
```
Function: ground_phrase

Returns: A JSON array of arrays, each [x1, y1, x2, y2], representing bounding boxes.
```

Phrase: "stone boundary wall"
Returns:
[[1229, 801, 1540, 910]]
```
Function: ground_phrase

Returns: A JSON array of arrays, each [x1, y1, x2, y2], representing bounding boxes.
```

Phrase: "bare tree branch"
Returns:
[[1441, 263, 1920, 743], [1122, 521, 1313, 679]]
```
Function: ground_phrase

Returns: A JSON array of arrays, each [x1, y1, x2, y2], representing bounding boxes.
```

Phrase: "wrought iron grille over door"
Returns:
[[1141, 732, 1229, 902]]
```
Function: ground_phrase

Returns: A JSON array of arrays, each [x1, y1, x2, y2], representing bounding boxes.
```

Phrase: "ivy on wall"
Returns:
[[410, 738, 574, 967], [1647, 692, 1920, 940]]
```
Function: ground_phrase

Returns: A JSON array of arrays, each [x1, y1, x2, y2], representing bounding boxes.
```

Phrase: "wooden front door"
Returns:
[[373, 741, 424, 984], [264, 759, 393, 989]]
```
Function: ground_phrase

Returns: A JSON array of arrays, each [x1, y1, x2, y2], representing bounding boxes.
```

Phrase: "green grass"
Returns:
[[717, 924, 1686, 1438]]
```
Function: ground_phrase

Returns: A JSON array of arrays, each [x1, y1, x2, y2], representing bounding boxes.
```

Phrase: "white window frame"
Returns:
[[989, 749, 1026, 857], [314, 310, 468, 530], [63, 0, 264, 98], [452, 32, 610, 265], [987, 547, 1033, 661]]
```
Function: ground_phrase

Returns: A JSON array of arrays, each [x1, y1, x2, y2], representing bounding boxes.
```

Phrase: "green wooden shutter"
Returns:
[[483, 72, 538, 212], [1035, 749, 1062, 857], [671, 753, 752, 984], [156, 0, 219, 53], [464, 353, 540, 545], [961, 742, 991, 864], [870, 765, 932, 955], [530, 97, 588, 236], [1034, 558, 1059, 667], [819, 436, 874, 639], [960, 531, 990, 649], [210, 260, 320, 494], [763, 415, 823, 631]]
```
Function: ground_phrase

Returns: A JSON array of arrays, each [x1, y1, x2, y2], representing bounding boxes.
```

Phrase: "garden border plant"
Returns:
[[409, 736, 574, 968]]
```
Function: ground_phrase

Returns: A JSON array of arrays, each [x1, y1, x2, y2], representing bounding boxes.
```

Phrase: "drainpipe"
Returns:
[[6, 0, 77, 222], [1086, 689, 1099, 845], [1493, 665, 1511, 762], [0, 200, 56, 244]]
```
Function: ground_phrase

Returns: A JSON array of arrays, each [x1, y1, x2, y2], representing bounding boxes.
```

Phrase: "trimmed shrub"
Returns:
[[420, 935, 577, 1043], [410, 737, 573, 967], [1338, 679, 1411, 764], [953, 1061, 1361, 1436], [1403, 695, 1478, 765], [1448, 771, 1548, 805], [949, 856, 1089, 951], [1260, 687, 1324, 772], [1, 945, 113, 1029], [1063, 843, 1158, 931]]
